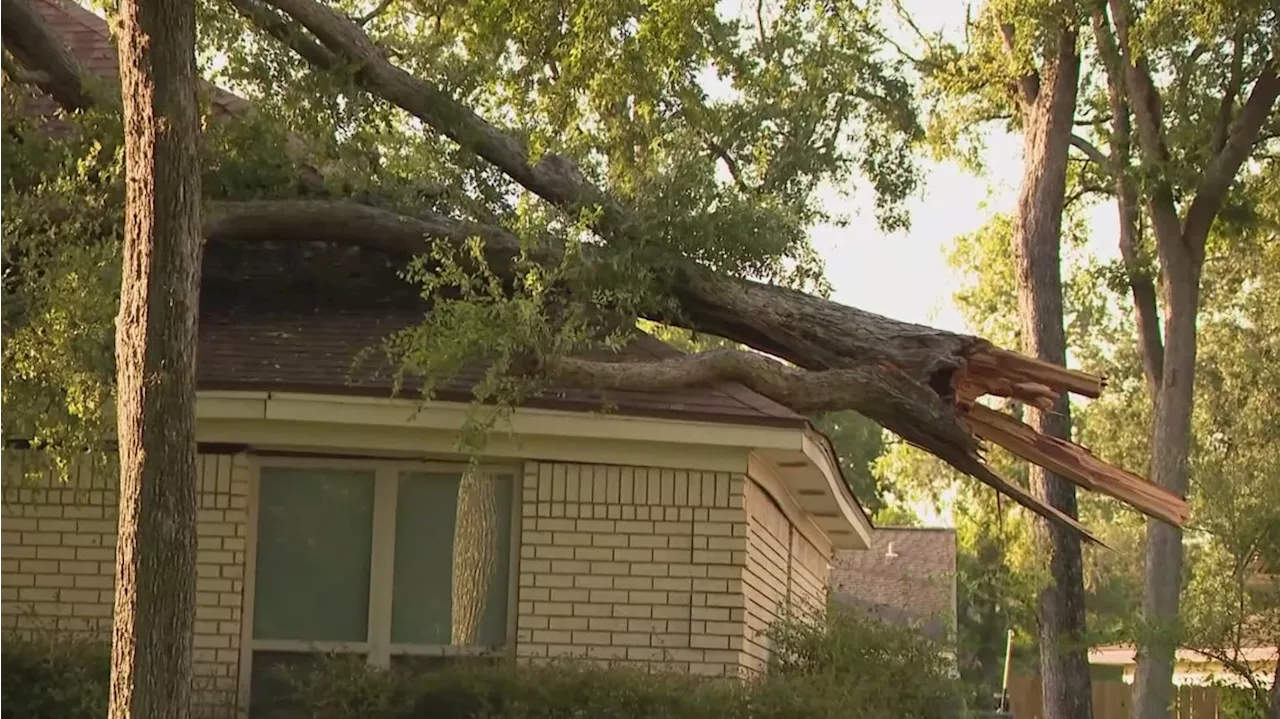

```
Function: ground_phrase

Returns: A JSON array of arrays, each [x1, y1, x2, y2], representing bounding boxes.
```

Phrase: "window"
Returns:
[[245, 460, 516, 715]]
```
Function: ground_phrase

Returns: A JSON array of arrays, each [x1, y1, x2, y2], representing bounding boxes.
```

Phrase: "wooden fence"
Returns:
[[1007, 677, 1222, 719]]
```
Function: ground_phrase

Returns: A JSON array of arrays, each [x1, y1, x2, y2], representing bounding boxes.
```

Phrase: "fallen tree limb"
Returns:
[[966, 404, 1190, 526], [205, 199, 527, 270], [541, 349, 1105, 544], [1, 0, 110, 112], [8, 0, 1191, 542]]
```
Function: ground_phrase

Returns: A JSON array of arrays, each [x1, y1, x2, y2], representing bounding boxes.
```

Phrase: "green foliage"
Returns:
[[0, 633, 111, 719], [765, 603, 962, 715], [1, 95, 124, 464], [1172, 167, 1280, 706], [257, 605, 960, 719], [812, 411, 886, 509], [200, 0, 925, 279], [6, 0, 930, 469]]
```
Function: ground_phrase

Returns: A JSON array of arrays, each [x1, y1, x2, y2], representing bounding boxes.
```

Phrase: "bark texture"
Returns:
[[451, 470, 498, 645], [108, 0, 203, 717], [1006, 21, 1093, 719]]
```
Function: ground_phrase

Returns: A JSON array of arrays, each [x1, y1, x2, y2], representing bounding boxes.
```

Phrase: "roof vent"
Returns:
[[885, 542, 899, 559]]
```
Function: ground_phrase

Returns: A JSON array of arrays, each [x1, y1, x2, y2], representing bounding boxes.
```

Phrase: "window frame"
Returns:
[[238, 455, 522, 706]]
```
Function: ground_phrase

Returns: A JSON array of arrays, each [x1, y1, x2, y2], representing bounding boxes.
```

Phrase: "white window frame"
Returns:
[[238, 455, 522, 706]]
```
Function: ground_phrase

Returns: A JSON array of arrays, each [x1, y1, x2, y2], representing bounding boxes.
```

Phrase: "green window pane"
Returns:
[[391, 472, 512, 646], [253, 467, 374, 642]]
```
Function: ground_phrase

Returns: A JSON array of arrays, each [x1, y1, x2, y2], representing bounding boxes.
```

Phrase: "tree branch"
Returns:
[[2, 50, 50, 86], [260, 0, 633, 244], [357, 0, 394, 26], [999, 22, 1040, 106], [1070, 134, 1111, 172], [0, 0, 114, 112], [225, 0, 338, 69], [700, 134, 755, 193], [205, 199, 525, 268], [541, 349, 1104, 543], [1090, 8, 1163, 392], [1210, 33, 1247, 157], [241, 0, 1186, 542], [1105, 0, 1183, 261], [1184, 646, 1268, 703], [1182, 60, 1280, 251]]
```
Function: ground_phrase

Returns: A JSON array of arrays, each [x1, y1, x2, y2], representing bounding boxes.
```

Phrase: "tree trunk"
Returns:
[[108, 0, 203, 717], [1130, 247, 1200, 719], [1008, 25, 1094, 719], [451, 469, 498, 645]]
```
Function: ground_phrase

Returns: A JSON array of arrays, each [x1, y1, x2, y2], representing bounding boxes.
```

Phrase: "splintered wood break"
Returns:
[[949, 343, 1188, 533], [961, 345, 1106, 403], [965, 404, 1190, 527]]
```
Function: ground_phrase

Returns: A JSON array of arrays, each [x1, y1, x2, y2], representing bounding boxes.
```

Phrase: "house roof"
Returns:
[[829, 527, 957, 641], [18, 0, 811, 431]]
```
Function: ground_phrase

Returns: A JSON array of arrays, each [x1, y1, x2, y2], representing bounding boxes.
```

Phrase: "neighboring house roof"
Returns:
[[18, 0, 808, 430], [829, 527, 957, 641], [1090, 644, 1278, 689], [1090, 645, 1279, 667]]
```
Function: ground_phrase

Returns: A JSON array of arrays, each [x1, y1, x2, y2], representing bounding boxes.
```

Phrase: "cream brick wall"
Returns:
[[515, 462, 753, 676], [1, 450, 251, 717], [3, 450, 834, 704], [741, 479, 830, 673]]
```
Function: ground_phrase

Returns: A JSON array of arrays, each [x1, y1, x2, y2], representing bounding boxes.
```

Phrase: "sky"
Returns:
[[785, 0, 1120, 337]]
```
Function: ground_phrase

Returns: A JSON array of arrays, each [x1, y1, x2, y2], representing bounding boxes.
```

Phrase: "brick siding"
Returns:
[[741, 479, 829, 673], [1, 450, 251, 717], [3, 452, 832, 705], [514, 462, 752, 676]]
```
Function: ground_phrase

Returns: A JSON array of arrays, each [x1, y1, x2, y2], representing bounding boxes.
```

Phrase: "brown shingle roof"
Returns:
[[25, 0, 808, 429], [830, 527, 957, 642], [197, 300, 806, 427], [23, 0, 249, 119]]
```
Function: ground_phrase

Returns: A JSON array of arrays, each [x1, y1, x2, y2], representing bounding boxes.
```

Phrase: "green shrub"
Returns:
[[766, 603, 964, 717], [268, 604, 963, 719], [0, 605, 964, 719], [1, 632, 111, 719]]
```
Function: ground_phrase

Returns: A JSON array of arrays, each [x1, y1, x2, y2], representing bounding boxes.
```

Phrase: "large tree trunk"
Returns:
[[1091, 4, 1280, 716], [1007, 24, 1094, 719], [108, 0, 203, 717]]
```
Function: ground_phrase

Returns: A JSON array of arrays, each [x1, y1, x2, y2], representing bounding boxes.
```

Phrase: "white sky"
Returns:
[[795, 0, 1120, 337]]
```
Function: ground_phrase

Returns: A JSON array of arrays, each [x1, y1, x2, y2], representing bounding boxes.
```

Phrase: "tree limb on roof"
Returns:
[[6, 0, 1193, 543]]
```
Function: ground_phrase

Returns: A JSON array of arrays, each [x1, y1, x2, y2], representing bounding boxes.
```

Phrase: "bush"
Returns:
[[269, 604, 963, 719], [766, 603, 964, 717], [1, 632, 111, 719], [0, 605, 964, 719]]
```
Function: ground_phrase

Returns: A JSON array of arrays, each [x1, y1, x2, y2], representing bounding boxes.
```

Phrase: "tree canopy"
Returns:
[[1, 0, 1193, 540]]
